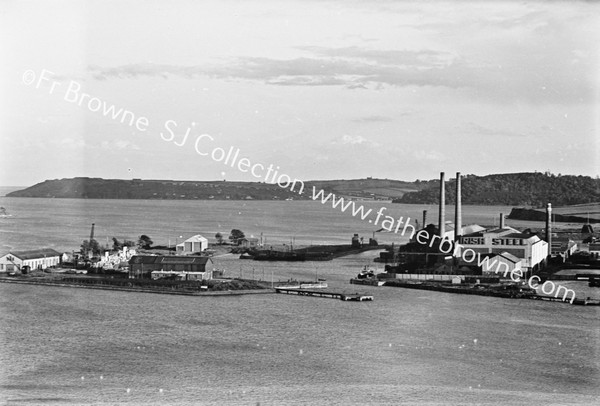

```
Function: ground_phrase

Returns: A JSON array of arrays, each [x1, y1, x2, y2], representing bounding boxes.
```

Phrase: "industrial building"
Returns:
[[457, 228, 548, 274], [176, 235, 208, 255], [0, 248, 62, 273], [128, 255, 214, 279], [386, 172, 550, 279], [550, 238, 578, 261], [477, 252, 522, 278]]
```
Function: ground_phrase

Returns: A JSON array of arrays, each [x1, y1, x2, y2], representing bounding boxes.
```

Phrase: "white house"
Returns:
[[0, 248, 62, 273], [176, 235, 208, 255]]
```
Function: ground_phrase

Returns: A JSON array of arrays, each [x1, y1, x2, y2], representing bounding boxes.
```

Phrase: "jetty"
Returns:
[[275, 287, 373, 301]]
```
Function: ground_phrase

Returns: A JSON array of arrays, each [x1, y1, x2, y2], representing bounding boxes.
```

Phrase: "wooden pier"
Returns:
[[275, 287, 373, 301]]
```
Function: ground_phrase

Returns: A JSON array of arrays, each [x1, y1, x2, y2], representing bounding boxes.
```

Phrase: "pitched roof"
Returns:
[[497, 252, 522, 263], [129, 255, 212, 265], [181, 235, 208, 243], [11, 248, 61, 260]]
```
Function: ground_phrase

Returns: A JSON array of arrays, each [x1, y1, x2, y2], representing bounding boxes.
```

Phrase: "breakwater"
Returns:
[[508, 207, 600, 223], [252, 244, 382, 261], [382, 280, 535, 299]]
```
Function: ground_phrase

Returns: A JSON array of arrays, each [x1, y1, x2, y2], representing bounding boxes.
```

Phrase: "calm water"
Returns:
[[0, 198, 599, 405]]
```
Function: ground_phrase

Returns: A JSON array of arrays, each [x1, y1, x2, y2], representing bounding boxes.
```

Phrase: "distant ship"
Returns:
[[0, 207, 12, 218]]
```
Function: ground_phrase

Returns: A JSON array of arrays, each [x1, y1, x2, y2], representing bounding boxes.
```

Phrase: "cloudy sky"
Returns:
[[1, 0, 599, 186]]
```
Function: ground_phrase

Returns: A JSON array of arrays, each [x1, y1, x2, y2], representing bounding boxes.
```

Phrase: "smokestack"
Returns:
[[423, 210, 428, 228], [499, 213, 505, 229], [454, 172, 461, 241], [546, 203, 552, 256], [439, 172, 445, 237]]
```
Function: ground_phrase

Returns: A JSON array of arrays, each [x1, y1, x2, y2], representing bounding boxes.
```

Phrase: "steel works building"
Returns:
[[457, 227, 548, 276]]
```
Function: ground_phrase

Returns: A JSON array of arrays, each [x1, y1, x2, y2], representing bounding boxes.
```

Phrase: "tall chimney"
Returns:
[[423, 210, 428, 228], [454, 172, 461, 241], [546, 203, 552, 256], [499, 213, 505, 229], [439, 172, 445, 237]]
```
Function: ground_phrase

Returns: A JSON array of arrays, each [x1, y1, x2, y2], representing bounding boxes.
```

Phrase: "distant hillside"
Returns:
[[6, 177, 422, 200], [9, 173, 599, 205], [394, 172, 600, 206]]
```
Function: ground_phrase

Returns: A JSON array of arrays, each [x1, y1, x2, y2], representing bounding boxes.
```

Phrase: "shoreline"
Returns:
[[376, 279, 600, 306], [0, 277, 276, 296]]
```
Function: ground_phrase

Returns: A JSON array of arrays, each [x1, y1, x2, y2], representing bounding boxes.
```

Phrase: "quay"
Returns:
[[275, 287, 373, 301], [0, 277, 276, 297], [531, 294, 600, 306]]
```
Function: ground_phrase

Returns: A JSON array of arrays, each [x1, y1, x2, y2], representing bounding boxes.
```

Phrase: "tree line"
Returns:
[[395, 172, 600, 206]]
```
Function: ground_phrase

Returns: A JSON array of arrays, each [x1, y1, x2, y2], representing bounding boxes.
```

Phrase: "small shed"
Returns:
[[176, 235, 208, 254], [239, 237, 259, 249]]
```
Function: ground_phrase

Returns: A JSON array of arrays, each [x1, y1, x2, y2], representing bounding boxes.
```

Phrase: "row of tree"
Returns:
[[80, 229, 246, 256], [395, 172, 600, 206], [80, 235, 154, 256], [215, 229, 245, 245]]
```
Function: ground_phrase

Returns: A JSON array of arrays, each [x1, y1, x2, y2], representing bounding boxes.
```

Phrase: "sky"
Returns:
[[1, 0, 599, 186]]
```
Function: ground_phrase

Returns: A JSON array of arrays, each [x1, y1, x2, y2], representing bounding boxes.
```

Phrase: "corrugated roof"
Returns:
[[497, 252, 522, 263], [503, 233, 536, 239], [158, 256, 211, 265], [181, 235, 208, 242], [11, 248, 61, 260], [129, 255, 160, 264], [129, 255, 212, 265]]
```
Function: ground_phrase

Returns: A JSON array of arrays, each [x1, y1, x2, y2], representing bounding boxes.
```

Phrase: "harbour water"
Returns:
[[0, 197, 598, 405]]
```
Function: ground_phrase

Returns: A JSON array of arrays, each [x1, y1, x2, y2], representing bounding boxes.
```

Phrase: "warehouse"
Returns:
[[128, 255, 214, 279], [458, 227, 548, 275], [0, 248, 62, 273]]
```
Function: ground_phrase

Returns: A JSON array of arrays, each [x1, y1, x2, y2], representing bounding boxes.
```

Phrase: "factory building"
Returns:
[[478, 252, 522, 278], [128, 255, 214, 279], [0, 248, 62, 273], [386, 171, 551, 278], [457, 228, 548, 274], [550, 238, 577, 261]]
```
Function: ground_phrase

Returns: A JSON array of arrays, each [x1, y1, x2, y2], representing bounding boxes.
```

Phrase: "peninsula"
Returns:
[[6, 172, 600, 207]]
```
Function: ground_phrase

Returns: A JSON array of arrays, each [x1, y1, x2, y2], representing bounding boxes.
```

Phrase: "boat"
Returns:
[[356, 265, 375, 279], [0, 207, 12, 218]]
